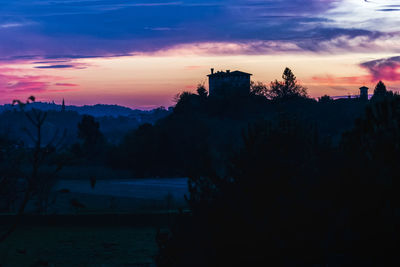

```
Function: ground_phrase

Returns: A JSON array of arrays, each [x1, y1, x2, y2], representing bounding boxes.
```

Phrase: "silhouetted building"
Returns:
[[359, 86, 369, 101], [208, 68, 252, 97]]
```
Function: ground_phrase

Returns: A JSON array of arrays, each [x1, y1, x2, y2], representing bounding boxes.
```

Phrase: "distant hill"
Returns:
[[0, 102, 173, 145], [0, 102, 172, 119]]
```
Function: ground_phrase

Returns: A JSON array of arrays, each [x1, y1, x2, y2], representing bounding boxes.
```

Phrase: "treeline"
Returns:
[[0, 106, 169, 146], [108, 68, 372, 177], [155, 78, 400, 266], [0, 101, 168, 217], [0, 68, 390, 181]]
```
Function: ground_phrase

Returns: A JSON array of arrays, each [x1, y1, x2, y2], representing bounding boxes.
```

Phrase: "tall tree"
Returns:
[[77, 115, 104, 151], [1, 96, 66, 242], [268, 67, 308, 100], [373, 80, 388, 98]]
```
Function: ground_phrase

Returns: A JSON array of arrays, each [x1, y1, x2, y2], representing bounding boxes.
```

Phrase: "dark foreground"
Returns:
[[0, 213, 175, 266], [0, 178, 188, 266]]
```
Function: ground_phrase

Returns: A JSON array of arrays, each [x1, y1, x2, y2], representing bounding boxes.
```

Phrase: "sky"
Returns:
[[1, 0, 400, 109]]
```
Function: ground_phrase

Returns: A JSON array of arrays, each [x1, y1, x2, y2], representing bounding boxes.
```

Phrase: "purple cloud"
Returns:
[[0, 0, 398, 62], [0, 66, 78, 97], [0, 0, 367, 60], [360, 56, 400, 82], [35, 64, 76, 69], [33, 61, 90, 69]]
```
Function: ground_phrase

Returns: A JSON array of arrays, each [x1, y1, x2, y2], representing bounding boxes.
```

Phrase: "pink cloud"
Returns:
[[0, 65, 79, 98], [360, 56, 400, 82], [55, 83, 78, 87], [311, 74, 371, 86], [0, 74, 48, 93], [47, 88, 79, 93], [312, 57, 400, 90]]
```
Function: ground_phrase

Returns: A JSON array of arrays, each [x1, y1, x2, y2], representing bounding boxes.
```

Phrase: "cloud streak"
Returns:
[[0, 73, 49, 93], [0, 66, 79, 95], [311, 75, 369, 85], [35, 64, 77, 69], [55, 83, 78, 87], [310, 56, 400, 90]]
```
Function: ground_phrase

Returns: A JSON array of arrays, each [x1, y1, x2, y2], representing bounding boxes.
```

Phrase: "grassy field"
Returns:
[[57, 165, 134, 180], [0, 225, 159, 266], [0, 177, 187, 266]]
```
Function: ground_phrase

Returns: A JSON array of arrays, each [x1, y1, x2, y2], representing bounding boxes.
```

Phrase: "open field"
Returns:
[[14, 178, 189, 215], [0, 213, 177, 266], [57, 165, 134, 181], [0, 178, 189, 266], [0, 224, 158, 266]]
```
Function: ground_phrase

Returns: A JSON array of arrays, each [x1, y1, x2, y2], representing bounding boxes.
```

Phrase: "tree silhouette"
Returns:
[[373, 80, 388, 98], [318, 95, 333, 103], [78, 115, 104, 151], [268, 67, 308, 100], [156, 103, 400, 265], [339, 94, 400, 264], [1, 96, 66, 242], [156, 119, 330, 266], [0, 137, 22, 213], [173, 92, 201, 114], [196, 84, 208, 99], [250, 81, 268, 97]]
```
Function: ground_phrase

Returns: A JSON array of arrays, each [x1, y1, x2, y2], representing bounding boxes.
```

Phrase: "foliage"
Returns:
[[69, 115, 111, 165], [268, 67, 308, 100], [196, 84, 208, 99], [1, 97, 67, 242], [342, 94, 400, 180], [110, 84, 369, 177], [109, 111, 209, 177], [0, 137, 23, 213], [156, 120, 328, 266], [318, 94, 334, 103], [372, 80, 388, 98], [156, 108, 400, 265], [250, 81, 268, 97], [78, 115, 104, 147], [173, 92, 202, 114]]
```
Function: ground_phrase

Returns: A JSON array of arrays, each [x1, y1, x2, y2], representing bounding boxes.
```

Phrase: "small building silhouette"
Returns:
[[359, 86, 369, 101], [208, 68, 252, 97]]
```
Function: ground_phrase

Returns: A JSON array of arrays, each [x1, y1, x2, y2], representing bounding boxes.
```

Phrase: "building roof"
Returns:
[[208, 70, 252, 77], [359, 86, 369, 90]]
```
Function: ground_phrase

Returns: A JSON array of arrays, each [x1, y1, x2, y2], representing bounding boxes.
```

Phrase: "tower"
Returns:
[[62, 98, 66, 111], [359, 86, 369, 101]]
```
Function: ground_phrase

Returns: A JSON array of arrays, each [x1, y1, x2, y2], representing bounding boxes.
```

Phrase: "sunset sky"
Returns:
[[1, 0, 400, 109]]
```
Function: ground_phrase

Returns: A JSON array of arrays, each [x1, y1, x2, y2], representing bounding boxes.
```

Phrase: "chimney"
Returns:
[[211, 68, 214, 74], [226, 70, 230, 73]]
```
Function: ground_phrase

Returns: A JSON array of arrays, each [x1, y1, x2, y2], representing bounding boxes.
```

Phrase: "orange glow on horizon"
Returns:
[[1, 51, 400, 108]]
